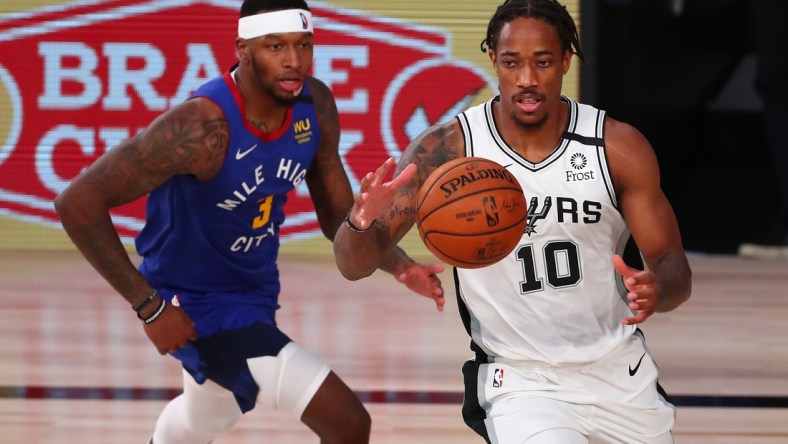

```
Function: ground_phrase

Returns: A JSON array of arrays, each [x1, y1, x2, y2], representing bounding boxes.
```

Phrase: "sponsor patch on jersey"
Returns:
[[293, 118, 313, 145], [565, 152, 597, 183]]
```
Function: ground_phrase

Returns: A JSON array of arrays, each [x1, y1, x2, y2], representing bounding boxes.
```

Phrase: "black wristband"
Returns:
[[132, 289, 158, 313], [138, 297, 167, 324], [344, 210, 370, 233]]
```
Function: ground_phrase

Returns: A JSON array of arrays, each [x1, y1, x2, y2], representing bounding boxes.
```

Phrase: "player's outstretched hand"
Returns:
[[396, 262, 446, 312], [349, 157, 416, 230], [142, 303, 198, 355], [613, 254, 660, 325]]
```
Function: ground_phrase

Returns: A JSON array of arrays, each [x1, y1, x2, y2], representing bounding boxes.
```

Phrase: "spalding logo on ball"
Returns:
[[416, 157, 527, 268]]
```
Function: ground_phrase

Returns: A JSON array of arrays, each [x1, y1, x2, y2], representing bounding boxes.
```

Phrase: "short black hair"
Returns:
[[240, 0, 310, 18], [481, 0, 584, 62]]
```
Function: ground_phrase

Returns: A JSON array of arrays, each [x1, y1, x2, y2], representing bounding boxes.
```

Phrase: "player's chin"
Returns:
[[273, 94, 300, 107]]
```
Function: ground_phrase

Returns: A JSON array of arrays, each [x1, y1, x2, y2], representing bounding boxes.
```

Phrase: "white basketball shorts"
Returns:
[[462, 331, 675, 443]]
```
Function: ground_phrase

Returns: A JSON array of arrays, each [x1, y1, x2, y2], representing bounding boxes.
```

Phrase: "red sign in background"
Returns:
[[0, 0, 494, 243]]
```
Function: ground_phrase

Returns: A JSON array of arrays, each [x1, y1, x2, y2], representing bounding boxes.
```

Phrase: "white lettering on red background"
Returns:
[[0, 0, 494, 241]]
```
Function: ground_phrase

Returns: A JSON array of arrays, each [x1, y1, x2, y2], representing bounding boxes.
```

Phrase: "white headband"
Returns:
[[238, 9, 314, 39]]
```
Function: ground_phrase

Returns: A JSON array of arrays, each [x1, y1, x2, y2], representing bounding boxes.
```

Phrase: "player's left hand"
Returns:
[[613, 254, 660, 325], [395, 263, 446, 312]]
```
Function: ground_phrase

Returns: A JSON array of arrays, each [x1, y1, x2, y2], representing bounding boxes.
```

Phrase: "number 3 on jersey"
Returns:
[[252, 195, 273, 229], [517, 241, 582, 293]]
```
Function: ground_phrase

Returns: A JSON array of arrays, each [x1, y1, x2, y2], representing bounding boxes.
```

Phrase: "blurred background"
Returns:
[[0, 0, 776, 255], [584, 0, 778, 254]]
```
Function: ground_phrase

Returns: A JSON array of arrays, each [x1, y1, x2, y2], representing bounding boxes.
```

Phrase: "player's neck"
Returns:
[[496, 100, 569, 163], [233, 68, 288, 133]]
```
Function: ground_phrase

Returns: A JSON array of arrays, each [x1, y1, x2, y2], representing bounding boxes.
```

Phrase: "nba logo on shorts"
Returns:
[[492, 368, 504, 387]]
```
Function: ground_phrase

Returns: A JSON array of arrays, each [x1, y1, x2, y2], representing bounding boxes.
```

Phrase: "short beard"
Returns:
[[250, 57, 300, 106], [513, 112, 548, 131], [273, 94, 299, 107]]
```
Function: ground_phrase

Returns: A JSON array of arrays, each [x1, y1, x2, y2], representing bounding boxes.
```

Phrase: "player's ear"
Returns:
[[562, 49, 572, 75], [236, 38, 249, 62], [489, 50, 499, 75]]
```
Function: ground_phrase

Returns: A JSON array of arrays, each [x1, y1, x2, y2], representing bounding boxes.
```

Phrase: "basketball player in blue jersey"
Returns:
[[334, 0, 692, 442], [55, 0, 444, 443]]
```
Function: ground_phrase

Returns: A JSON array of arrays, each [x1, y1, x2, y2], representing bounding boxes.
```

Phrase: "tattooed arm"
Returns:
[[54, 97, 227, 353], [333, 119, 465, 309], [302, 76, 355, 240]]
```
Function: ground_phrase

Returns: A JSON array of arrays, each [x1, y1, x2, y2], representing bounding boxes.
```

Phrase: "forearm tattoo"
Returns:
[[390, 123, 462, 231]]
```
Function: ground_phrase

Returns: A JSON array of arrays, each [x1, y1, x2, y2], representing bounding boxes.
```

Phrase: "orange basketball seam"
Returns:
[[420, 217, 527, 236], [423, 237, 506, 267], [417, 187, 525, 223]]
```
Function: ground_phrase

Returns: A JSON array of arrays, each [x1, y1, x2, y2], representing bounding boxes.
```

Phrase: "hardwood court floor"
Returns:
[[1, 250, 787, 443]]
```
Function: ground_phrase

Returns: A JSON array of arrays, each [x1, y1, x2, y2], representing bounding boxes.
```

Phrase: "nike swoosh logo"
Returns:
[[629, 352, 646, 376], [235, 144, 258, 160]]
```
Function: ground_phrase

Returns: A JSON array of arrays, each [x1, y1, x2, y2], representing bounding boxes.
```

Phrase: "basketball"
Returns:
[[416, 157, 527, 268]]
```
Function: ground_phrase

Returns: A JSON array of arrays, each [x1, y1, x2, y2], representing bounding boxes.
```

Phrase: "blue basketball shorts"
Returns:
[[157, 288, 291, 413]]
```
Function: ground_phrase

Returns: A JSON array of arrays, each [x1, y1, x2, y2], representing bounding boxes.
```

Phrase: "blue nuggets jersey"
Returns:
[[136, 71, 320, 294]]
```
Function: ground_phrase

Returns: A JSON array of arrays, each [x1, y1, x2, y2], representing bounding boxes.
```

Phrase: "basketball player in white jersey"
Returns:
[[333, 0, 692, 442]]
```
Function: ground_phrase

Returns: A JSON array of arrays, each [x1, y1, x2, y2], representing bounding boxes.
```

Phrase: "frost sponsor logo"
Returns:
[[565, 152, 596, 182], [0, 0, 494, 241]]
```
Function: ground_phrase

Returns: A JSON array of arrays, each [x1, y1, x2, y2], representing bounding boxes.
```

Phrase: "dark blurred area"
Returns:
[[581, 0, 778, 254]]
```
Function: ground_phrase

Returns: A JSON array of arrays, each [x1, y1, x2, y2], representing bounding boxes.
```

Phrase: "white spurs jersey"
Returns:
[[455, 96, 635, 365]]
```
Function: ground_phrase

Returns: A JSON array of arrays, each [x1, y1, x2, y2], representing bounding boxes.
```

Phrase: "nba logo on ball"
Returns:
[[483, 196, 499, 226], [416, 157, 527, 269]]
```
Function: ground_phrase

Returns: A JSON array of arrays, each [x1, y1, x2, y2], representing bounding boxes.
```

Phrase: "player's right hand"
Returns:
[[350, 157, 416, 229], [142, 303, 198, 355]]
